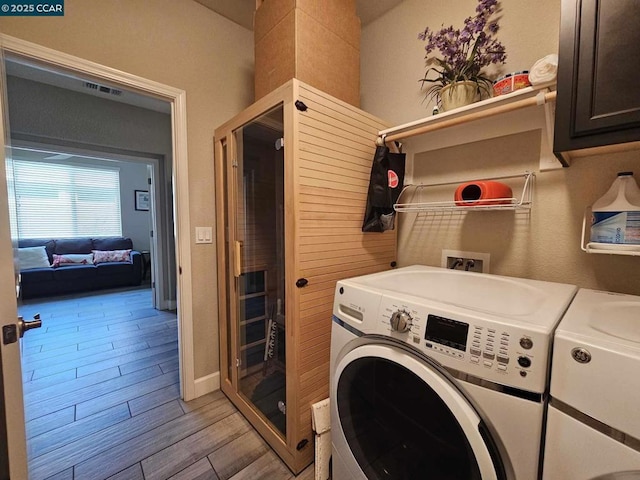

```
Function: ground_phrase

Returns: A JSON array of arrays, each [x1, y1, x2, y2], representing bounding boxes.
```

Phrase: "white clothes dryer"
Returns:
[[330, 265, 577, 480], [543, 289, 640, 480]]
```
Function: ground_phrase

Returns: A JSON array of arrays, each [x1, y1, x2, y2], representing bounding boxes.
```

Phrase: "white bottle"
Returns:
[[590, 172, 640, 244]]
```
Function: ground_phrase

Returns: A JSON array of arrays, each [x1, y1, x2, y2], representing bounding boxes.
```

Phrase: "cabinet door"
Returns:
[[554, 0, 640, 152]]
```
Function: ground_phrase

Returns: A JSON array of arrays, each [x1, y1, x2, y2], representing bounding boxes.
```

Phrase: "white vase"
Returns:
[[439, 81, 480, 111]]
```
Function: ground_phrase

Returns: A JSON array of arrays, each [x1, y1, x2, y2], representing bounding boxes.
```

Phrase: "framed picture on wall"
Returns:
[[135, 190, 150, 211]]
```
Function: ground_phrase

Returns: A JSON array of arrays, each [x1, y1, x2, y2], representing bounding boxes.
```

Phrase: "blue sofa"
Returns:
[[19, 236, 143, 299]]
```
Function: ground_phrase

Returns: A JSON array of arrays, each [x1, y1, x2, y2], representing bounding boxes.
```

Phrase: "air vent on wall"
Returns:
[[84, 81, 123, 96]]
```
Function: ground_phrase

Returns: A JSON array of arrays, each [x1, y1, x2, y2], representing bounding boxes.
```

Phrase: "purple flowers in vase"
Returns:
[[418, 0, 507, 107]]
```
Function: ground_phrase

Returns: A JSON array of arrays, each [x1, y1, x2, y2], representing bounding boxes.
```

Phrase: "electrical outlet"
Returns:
[[441, 249, 490, 273]]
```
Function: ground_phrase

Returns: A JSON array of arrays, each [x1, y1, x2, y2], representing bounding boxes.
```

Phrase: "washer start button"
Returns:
[[517, 356, 532, 368]]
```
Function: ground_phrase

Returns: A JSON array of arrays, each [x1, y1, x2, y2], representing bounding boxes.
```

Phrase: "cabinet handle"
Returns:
[[234, 241, 242, 277], [296, 278, 308, 288]]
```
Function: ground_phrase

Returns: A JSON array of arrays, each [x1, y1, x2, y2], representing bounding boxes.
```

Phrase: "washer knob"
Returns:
[[390, 311, 412, 333], [519, 337, 534, 350]]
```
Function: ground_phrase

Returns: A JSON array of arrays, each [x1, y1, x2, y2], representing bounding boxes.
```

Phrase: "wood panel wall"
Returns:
[[291, 81, 396, 466]]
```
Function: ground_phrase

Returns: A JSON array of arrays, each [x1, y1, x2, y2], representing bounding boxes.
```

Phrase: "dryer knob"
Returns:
[[390, 311, 412, 333]]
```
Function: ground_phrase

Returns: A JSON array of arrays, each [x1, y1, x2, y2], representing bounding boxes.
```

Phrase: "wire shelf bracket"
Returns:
[[580, 206, 640, 256]]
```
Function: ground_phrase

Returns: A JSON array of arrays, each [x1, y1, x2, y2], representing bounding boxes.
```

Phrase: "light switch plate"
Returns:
[[195, 226, 213, 244]]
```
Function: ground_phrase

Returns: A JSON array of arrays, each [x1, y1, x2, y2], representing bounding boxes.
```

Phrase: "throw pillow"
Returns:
[[92, 249, 132, 264], [18, 246, 52, 270], [52, 253, 94, 267]]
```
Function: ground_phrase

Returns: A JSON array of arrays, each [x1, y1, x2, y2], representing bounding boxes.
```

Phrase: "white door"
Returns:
[[0, 46, 29, 478], [147, 164, 158, 310]]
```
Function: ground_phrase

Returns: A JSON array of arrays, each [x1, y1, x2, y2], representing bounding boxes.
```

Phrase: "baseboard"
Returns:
[[194, 371, 220, 398], [157, 299, 177, 311], [156, 300, 178, 310]]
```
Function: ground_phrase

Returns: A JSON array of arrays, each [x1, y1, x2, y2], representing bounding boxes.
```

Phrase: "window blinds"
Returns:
[[12, 160, 122, 239]]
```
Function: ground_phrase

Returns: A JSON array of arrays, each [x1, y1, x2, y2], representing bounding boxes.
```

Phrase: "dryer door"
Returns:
[[332, 342, 507, 480]]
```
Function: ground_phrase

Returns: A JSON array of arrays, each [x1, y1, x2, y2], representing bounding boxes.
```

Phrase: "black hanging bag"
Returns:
[[361, 144, 406, 232]]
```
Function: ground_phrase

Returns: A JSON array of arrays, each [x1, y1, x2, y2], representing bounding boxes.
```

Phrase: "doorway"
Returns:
[[0, 35, 196, 477], [9, 143, 165, 309], [5, 50, 175, 310], [6, 56, 182, 478]]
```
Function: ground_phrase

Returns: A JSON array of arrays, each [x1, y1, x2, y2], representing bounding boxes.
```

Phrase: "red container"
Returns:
[[492, 72, 531, 97], [454, 181, 513, 206]]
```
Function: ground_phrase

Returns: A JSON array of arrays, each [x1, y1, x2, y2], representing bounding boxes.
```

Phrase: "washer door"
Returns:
[[332, 342, 506, 480]]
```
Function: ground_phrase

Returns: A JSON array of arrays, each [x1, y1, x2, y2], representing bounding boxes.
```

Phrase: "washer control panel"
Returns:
[[378, 296, 549, 392]]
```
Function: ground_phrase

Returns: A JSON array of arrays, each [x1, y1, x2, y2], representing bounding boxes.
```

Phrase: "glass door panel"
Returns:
[[232, 105, 286, 437]]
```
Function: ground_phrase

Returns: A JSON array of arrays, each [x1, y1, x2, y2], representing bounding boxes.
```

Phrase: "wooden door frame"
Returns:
[[0, 348, 10, 479], [0, 44, 27, 477], [0, 34, 197, 401]]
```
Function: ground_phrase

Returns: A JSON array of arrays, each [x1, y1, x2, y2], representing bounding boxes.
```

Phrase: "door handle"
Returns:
[[18, 313, 42, 338], [2, 314, 42, 345], [234, 241, 242, 277]]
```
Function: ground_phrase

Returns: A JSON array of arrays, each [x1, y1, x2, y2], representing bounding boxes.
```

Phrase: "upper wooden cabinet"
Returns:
[[554, 0, 640, 154]]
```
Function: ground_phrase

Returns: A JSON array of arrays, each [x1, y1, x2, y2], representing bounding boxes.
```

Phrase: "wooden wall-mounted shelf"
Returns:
[[377, 83, 565, 171]]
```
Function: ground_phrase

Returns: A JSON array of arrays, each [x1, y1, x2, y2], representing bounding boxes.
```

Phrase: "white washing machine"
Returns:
[[543, 288, 640, 480], [330, 265, 577, 480]]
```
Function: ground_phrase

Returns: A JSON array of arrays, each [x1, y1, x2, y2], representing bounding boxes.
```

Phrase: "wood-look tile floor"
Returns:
[[19, 287, 314, 480]]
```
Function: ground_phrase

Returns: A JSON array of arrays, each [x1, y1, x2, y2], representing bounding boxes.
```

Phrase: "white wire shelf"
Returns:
[[394, 172, 534, 213], [580, 206, 640, 256]]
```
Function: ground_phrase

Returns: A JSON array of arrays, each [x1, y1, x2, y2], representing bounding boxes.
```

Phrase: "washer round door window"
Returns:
[[333, 343, 507, 480]]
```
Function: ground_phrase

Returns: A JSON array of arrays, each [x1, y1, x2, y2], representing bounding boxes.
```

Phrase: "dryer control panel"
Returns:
[[378, 297, 551, 394]]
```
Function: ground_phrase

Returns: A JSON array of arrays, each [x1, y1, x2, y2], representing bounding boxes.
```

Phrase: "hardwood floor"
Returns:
[[18, 288, 314, 480]]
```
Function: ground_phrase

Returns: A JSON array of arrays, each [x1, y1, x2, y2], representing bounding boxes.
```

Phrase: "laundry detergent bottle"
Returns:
[[590, 172, 640, 244]]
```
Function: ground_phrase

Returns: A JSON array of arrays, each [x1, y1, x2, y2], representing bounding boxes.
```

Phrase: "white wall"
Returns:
[[361, 0, 640, 295], [0, 0, 254, 379], [361, 0, 561, 124], [119, 163, 152, 253]]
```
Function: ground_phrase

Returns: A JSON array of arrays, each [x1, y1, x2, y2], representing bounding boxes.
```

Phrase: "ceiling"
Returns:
[[5, 0, 405, 115], [5, 56, 172, 114], [193, 0, 405, 30]]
